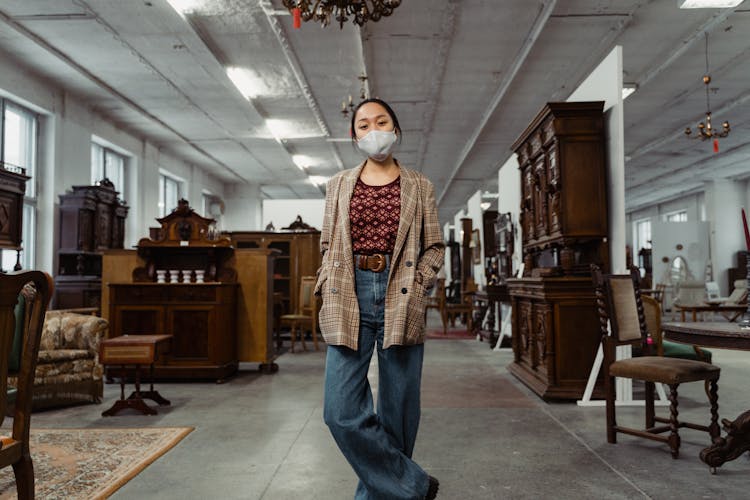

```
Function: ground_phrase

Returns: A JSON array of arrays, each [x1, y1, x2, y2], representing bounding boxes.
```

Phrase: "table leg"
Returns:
[[102, 364, 158, 416], [130, 363, 170, 406], [700, 410, 750, 472]]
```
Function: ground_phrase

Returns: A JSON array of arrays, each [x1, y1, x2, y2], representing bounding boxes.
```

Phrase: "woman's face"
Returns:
[[354, 102, 395, 140]]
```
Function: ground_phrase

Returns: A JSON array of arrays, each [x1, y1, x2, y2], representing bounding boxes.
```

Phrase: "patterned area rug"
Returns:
[[0, 427, 192, 499]]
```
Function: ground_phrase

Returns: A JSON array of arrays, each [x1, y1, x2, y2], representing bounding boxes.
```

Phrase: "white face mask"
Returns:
[[356, 130, 398, 162]]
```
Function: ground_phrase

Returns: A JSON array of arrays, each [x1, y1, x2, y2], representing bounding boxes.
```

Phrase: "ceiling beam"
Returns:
[[436, 0, 557, 206]]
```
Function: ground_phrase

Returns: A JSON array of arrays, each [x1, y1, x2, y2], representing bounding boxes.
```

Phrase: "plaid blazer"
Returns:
[[314, 162, 445, 350]]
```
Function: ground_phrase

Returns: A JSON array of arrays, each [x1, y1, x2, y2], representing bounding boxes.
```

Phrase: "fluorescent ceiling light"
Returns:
[[480, 202, 491, 211], [226, 67, 265, 100], [622, 84, 637, 100], [678, 0, 743, 8], [309, 176, 329, 186], [166, 0, 204, 17], [292, 154, 314, 171]]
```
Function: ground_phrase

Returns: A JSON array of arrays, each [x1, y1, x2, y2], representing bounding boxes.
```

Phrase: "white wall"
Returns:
[[466, 190, 485, 287], [498, 154, 521, 276], [567, 45, 626, 272], [223, 183, 262, 231], [652, 221, 710, 285], [0, 51, 233, 273], [262, 199, 325, 231]]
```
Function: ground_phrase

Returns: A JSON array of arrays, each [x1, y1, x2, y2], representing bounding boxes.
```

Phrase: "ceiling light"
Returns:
[[226, 67, 265, 100], [678, 0, 743, 8], [266, 119, 290, 143], [480, 202, 491, 211], [622, 84, 637, 100], [309, 176, 329, 186], [292, 155, 313, 171], [282, 0, 402, 29], [684, 33, 730, 148], [166, 0, 204, 17]]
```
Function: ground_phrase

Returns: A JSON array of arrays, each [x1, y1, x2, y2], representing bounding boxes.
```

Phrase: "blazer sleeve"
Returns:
[[417, 178, 446, 290], [315, 175, 339, 295]]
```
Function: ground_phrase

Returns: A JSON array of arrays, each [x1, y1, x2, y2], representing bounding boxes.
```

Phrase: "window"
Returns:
[[633, 218, 652, 251], [1, 100, 38, 271], [201, 191, 212, 218], [91, 143, 126, 194], [158, 172, 181, 217], [664, 210, 687, 222]]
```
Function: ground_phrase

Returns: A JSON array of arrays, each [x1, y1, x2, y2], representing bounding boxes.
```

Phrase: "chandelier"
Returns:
[[282, 0, 402, 29], [684, 33, 730, 148], [341, 74, 369, 119]]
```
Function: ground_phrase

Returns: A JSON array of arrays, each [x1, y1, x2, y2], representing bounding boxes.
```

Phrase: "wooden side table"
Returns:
[[100, 334, 173, 416]]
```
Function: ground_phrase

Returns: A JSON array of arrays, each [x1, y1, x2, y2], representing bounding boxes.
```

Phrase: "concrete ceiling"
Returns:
[[1, 0, 748, 222]]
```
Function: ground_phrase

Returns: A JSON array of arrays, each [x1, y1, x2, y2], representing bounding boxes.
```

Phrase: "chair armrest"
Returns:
[[57, 313, 108, 354]]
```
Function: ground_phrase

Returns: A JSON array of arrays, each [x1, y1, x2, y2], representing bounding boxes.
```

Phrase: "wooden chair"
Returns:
[[280, 276, 319, 352], [592, 265, 720, 459], [424, 278, 448, 334], [641, 295, 712, 363], [1, 270, 53, 499], [445, 279, 476, 333]]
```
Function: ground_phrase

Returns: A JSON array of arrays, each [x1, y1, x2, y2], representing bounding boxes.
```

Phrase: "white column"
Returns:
[[704, 179, 746, 294]]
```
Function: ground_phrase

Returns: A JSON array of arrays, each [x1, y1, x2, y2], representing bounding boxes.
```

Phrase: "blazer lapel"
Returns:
[[392, 167, 417, 262], [338, 162, 365, 276]]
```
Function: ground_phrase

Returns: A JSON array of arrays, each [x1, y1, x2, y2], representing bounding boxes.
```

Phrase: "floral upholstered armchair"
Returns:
[[8, 307, 107, 410]]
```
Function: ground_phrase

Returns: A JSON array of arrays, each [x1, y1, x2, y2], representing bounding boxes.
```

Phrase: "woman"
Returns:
[[315, 98, 445, 500]]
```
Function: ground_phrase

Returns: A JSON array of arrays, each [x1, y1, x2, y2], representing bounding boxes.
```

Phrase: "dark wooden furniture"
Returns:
[[100, 334, 173, 416], [513, 101, 608, 277], [663, 321, 750, 471], [226, 230, 320, 317], [507, 101, 608, 399], [107, 200, 238, 381], [593, 266, 720, 461], [55, 180, 128, 309], [0, 271, 53, 498], [506, 276, 603, 399], [0, 165, 30, 271]]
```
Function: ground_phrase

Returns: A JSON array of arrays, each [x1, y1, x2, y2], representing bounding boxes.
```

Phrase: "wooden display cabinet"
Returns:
[[55, 180, 128, 309], [508, 101, 608, 400], [0, 163, 30, 271], [107, 200, 238, 381]]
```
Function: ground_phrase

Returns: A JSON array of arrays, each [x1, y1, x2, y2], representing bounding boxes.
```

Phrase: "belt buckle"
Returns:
[[371, 254, 386, 273]]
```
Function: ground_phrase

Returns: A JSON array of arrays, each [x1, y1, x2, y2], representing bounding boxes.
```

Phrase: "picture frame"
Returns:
[[471, 229, 481, 265]]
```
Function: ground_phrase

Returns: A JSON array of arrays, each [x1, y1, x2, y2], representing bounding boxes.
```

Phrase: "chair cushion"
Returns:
[[662, 340, 712, 363], [610, 356, 719, 385]]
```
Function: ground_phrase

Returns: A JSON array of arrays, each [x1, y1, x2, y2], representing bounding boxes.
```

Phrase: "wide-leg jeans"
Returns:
[[323, 261, 429, 500]]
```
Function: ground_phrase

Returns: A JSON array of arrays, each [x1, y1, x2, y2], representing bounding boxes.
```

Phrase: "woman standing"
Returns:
[[315, 98, 445, 500]]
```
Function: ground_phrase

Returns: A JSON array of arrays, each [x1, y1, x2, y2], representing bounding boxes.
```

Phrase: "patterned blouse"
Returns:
[[349, 176, 401, 254]]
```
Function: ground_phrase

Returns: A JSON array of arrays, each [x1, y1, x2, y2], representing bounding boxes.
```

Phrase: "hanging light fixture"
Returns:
[[282, 0, 402, 29], [685, 32, 730, 150], [341, 74, 369, 120]]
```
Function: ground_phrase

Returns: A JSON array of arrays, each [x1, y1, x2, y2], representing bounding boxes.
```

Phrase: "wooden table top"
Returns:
[[101, 334, 173, 346], [662, 322, 750, 351]]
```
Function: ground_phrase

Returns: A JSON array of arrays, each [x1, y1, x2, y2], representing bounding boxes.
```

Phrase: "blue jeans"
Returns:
[[323, 260, 429, 500]]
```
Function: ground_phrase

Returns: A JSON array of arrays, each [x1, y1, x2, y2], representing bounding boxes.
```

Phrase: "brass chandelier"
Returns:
[[282, 0, 402, 29], [684, 33, 730, 142]]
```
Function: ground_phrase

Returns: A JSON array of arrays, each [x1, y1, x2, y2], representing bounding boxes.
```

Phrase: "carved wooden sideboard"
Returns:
[[106, 200, 238, 381], [0, 164, 30, 271], [55, 180, 128, 309], [507, 101, 607, 399]]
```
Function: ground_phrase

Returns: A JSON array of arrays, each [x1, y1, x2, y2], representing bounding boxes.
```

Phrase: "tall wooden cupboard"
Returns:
[[507, 101, 608, 400]]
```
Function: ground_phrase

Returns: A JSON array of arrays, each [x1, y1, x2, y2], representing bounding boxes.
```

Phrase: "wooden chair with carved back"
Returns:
[[641, 294, 712, 363], [445, 279, 476, 333], [592, 265, 720, 460], [0, 270, 54, 499], [280, 276, 319, 352]]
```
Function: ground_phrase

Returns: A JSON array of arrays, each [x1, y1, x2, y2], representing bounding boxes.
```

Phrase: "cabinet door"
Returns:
[[113, 305, 165, 337], [166, 305, 214, 361], [532, 302, 553, 382], [546, 145, 561, 235]]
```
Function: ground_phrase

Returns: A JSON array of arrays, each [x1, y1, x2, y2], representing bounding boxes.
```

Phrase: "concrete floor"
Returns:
[[20, 317, 750, 500]]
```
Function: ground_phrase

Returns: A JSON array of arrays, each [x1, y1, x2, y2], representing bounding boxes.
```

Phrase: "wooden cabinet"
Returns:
[[226, 231, 320, 315], [55, 181, 128, 309], [506, 277, 604, 399], [512, 101, 608, 276], [508, 102, 608, 400], [0, 164, 30, 271], [108, 283, 237, 381], [106, 200, 238, 381]]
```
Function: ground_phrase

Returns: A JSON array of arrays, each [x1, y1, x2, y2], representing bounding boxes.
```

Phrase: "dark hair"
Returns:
[[350, 98, 402, 145]]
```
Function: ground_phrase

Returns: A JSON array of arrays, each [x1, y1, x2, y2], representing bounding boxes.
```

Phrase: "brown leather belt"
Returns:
[[356, 253, 389, 273]]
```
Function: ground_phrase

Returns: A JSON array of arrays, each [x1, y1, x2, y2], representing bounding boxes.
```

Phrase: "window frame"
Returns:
[[663, 210, 688, 222], [91, 142, 126, 195], [158, 171, 183, 217]]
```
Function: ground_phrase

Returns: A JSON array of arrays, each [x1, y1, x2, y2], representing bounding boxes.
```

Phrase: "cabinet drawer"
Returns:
[[112, 286, 168, 304], [169, 286, 217, 302]]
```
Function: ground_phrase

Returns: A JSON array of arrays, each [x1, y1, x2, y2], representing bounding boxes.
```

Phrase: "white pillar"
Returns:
[[704, 179, 745, 294]]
